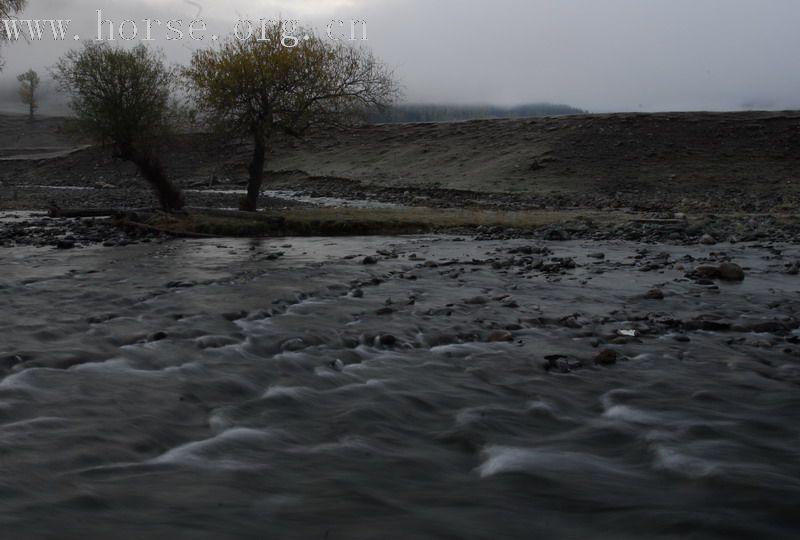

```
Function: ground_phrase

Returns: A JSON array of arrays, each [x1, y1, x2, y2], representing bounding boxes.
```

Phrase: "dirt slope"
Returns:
[[1, 111, 799, 212]]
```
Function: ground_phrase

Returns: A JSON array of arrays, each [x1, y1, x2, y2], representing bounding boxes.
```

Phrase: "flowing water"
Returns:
[[28, 186, 400, 209], [1, 236, 799, 539]]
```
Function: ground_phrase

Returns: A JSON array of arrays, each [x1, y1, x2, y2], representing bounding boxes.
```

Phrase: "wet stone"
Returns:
[[544, 355, 583, 373], [378, 334, 398, 346], [56, 238, 76, 250], [594, 349, 619, 365], [221, 311, 248, 321], [166, 280, 197, 288], [487, 330, 514, 342], [644, 288, 665, 300], [692, 265, 721, 279], [148, 331, 168, 342], [281, 338, 306, 351], [700, 234, 717, 245], [718, 262, 745, 281]]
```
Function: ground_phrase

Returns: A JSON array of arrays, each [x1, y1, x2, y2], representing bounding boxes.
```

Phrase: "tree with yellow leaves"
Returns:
[[184, 22, 397, 211], [53, 43, 184, 210], [17, 68, 38, 120]]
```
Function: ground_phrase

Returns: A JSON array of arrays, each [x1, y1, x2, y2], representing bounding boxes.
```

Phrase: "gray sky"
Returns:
[[2, 0, 800, 112]]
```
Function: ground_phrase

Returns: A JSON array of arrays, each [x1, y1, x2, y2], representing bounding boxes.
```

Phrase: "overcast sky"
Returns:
[[2, 0, 800, 112]]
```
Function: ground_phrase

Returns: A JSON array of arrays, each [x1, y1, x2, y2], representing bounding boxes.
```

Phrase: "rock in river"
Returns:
[[644, 288, 665, 300], [594, 349, 619, 366], [700, 234, 717, 245], [691, 265, 721, 279], [487, 330, 514, 343], [718, 262, 745, 281]]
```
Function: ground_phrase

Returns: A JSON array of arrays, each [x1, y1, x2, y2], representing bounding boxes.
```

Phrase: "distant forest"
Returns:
[[366, 103, 587, 123]]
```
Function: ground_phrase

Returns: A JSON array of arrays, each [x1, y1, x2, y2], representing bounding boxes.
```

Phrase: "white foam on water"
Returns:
[[262, 385, 316, 400], [0, 415, 73, 432], [193, 334, 242, 350], [477, 445, 639, 480], [295, 435, 376, 455], [651, 444, 721, 479], [455, 404, 522, 427], [69, 357, 135, 373], [603, 404, 662, 425], [429, 343, 491, 357], [525, 400, 557, 414], [150, 427, 276, 469], [328, 378, 385, 393], [631, 352, 671, 362], [208, 409, 233, 434], [0, 367, 64, 394]]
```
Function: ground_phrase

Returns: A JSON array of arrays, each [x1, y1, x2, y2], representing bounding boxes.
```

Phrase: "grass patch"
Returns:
[[134, 206, 628, 237]]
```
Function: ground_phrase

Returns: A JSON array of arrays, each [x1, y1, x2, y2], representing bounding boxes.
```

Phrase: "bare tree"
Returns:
[[17, 68, 38, 119], [184, 23, 398, 211], [53, 43, 184, 211], [0, 0, 26, 71]]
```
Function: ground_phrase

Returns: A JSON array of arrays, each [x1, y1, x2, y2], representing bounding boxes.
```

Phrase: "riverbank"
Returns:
[[3, 110, 800, 214], [0, 206, 800, 249], [3, 205, 800, 249]]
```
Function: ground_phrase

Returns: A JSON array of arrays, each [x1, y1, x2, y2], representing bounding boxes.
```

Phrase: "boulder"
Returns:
[[718, 262, 745, 281]]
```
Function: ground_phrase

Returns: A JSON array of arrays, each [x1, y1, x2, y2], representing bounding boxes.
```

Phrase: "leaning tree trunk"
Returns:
[[120, 144, 184, 211], [241, 134, 267, 212]]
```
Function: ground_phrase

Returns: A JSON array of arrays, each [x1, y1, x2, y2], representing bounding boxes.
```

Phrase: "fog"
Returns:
[[2, 0, 800, 114]]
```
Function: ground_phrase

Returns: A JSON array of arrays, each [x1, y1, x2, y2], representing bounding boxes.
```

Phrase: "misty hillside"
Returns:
[[0, 78, 68, 116], [3, 110, 799, 213], [367, 103, 586, 123]]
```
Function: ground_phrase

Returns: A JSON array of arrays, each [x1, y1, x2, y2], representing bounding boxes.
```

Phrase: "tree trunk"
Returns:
[[28, 101, 33, 121], [241, 135, 266, 212], [121, 145, 184, 211]]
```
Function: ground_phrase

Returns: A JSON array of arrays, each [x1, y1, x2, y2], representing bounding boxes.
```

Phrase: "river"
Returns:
[[1, 236, 798, 539]]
